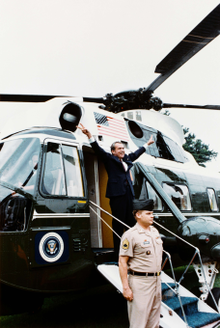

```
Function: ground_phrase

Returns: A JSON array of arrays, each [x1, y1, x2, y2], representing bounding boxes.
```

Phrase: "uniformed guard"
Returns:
[[119, 199, 163, 328]]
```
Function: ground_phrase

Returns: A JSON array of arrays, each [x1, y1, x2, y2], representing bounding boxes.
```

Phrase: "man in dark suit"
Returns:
[[78, 123, 154, 258]]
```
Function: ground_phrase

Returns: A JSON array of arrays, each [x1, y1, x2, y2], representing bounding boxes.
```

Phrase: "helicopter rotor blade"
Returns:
[[163, 103, 220, 110], [0, 94, 106, 104], [146, 4, 220, 94], [82, 97, 105, 103], [1, 5, 220, 111], [0, 94, 69, 102]]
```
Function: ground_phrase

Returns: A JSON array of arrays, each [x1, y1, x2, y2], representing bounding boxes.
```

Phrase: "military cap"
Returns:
[[133, 199, 154, 211]]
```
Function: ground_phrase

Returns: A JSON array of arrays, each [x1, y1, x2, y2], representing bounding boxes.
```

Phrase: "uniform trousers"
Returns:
[[109, 185, 135, 259], [127, 275, 161, 328]]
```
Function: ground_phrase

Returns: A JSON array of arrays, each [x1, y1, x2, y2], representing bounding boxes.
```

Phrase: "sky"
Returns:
[[0, 0, 220, 170]]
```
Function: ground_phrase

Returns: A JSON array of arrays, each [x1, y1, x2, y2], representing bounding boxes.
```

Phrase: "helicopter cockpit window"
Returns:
[[0, 138, 41, 231], [162, 183, 191, 211], [41, 142, 84, 197], [207, 188, 218, 212], [0, 138, 41, 194]]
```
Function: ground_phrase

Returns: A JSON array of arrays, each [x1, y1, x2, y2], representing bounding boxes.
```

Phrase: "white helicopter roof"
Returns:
[[0, 97, 185, 153]]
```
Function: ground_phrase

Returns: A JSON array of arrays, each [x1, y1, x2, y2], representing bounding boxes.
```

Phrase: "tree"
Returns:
[[162, 110, 218, 166], [183, 127, 218, 167]]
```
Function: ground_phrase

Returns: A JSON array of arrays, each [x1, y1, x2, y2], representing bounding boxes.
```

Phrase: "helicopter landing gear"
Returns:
[[192, 262, 219, 302]]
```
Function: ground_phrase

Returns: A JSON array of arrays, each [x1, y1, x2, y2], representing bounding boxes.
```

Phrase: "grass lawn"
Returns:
[[1, 267, 220, 328], [0, 283, 128, 328]]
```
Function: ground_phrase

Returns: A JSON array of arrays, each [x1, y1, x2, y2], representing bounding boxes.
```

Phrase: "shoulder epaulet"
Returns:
[[130, 225, 138, 232], [152, 226, 159, 233], [122, 225, 136, 238]]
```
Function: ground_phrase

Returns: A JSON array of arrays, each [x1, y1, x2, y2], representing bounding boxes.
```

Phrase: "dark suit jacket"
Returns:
[[91, 141, 146, 198]]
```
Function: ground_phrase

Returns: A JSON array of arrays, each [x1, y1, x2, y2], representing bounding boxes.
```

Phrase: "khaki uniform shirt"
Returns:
[[119, 223, 163, 272]]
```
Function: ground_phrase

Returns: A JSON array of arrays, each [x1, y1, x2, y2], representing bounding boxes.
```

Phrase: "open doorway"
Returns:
[[83, 146, 113, 249]]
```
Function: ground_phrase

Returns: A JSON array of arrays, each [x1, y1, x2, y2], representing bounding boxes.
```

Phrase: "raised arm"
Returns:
[[77, 123, 110, 162], [77, 123, 92, 139], [147, 135, 154, 146]]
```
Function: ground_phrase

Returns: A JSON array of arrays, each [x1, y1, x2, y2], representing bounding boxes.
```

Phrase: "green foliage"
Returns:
[[162, 110, 218, 166], [183, 127, 218, 166]]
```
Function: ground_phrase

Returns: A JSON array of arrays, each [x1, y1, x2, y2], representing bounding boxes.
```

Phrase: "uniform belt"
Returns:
[[129, 270, 161, 277]]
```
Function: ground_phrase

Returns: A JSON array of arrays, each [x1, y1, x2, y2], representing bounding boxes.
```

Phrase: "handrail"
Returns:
[[89, 200, 130, 230], [162, 250, 189, 326], [89, 204, 121, 240]]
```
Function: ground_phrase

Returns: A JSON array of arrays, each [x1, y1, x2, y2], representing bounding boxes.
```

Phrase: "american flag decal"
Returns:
[[94, 112, 129, 141]]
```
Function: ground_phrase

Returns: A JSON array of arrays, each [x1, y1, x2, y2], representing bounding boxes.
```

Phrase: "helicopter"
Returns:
[[0, 3, 220, 320]]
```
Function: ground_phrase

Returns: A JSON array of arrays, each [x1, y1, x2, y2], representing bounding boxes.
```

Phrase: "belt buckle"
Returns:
[[156, 272, 160, 276]]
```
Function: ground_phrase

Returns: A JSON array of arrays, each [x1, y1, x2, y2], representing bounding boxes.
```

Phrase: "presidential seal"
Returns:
[[39, 232, 64, 263]]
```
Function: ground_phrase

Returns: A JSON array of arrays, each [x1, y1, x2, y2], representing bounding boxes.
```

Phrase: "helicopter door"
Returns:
[[83, 147, 113, 249], [83, 150, 103, 247]]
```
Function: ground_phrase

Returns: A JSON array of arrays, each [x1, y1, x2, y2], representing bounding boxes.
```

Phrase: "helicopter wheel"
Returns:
[[206, 287, 220, 311]]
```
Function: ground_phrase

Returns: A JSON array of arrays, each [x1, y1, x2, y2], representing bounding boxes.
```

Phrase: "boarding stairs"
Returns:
[[90, 199, 220, 328], [98, 261, 220, 328]]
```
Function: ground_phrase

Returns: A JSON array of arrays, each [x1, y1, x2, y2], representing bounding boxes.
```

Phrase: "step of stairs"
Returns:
[[162, 283, 220, 328]]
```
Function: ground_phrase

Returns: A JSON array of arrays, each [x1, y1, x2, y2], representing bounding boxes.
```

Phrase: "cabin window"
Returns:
[[42, 143, 66, 196], [41, 142, 84, 197], [131, 169, 162, 211], [146, 182, 162, 211], [127, 112, 133, 120], [62, 145, 84, 197], [207, 188, 218, 211], [136, 111, 142, 121], [162, 183, 191, 211]]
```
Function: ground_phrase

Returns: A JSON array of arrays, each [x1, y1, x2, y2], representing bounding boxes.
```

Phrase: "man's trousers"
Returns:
[[110, 185, 135, 259], [127, 275, 161, 328]]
